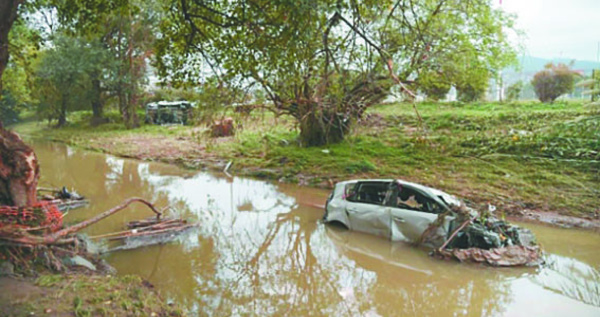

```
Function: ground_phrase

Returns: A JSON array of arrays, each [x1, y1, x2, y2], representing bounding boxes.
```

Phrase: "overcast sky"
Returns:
[[496, 0, 600, 62]]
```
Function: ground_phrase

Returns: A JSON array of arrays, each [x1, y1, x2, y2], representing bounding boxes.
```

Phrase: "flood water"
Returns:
[[32, 141, 600, 316]]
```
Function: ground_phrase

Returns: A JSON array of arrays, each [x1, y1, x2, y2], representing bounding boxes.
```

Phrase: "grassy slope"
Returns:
[[1, 274, 184, 316], [13, 102, 599, 217]]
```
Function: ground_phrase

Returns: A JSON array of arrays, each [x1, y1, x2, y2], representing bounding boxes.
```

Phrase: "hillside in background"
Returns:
[[504, 56, 600, 84], [498, 56, 600, 100]]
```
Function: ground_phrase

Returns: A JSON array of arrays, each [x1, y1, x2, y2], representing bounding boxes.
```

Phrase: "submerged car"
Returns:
[[323, 179, 540, 265]]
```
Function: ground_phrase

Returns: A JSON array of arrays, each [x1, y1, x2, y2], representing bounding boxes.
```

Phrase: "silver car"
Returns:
[[323, 179, 541, 266], [323, 179, 464, 247]]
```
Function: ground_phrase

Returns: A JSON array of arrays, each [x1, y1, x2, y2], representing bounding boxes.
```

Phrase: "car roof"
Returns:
[[338, 178, 461, 207]]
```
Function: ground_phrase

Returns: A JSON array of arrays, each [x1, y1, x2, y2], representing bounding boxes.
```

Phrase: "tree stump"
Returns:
[[211, 117, 235, 137], [0, 123, 40, 207]]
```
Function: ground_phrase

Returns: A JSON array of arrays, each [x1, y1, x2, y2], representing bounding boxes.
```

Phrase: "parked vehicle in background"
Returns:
[[145, 101, 195, 125]]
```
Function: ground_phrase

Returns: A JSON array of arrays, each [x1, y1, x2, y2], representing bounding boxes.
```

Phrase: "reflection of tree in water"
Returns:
[[321, 228, 519, 317], [186, 204, 516, 315], [532, 254, 600, 307], [195, 207, 353, 315], [114, 170, 520, 316]]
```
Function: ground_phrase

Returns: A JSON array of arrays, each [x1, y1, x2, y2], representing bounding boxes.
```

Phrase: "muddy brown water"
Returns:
[[32, 141, 600, 316]]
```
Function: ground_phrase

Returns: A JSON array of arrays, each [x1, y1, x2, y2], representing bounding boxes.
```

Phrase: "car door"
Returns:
[[387, 186, 453, 246], [345, 181, 392, 239]]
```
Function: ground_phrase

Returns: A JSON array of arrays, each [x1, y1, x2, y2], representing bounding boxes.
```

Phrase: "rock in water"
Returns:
[[67, 255, 97, 271]]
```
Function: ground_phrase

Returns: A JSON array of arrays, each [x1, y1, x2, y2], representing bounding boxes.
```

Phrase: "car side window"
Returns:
[[346, 182, 389, 205], [391, 185, 444, 214]]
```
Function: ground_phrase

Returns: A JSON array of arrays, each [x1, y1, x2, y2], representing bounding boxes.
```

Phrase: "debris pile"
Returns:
[[37, 187, 88, 212], [423, 203, 542, 267], [0, 125, 196, 275], [0, 198, 173, 274], [90, 216, 198, 253]]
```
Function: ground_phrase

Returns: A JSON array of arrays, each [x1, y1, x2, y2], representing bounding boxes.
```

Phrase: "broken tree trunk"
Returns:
[[0, 123, 40, 207]]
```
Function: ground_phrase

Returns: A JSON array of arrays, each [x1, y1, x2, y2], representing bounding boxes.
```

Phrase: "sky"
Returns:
[[496, 0, 600, 62]]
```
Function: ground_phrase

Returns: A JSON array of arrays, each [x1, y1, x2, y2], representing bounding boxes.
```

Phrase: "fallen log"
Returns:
[[106, 223, 196, 241], [89, 218, 185, 240]]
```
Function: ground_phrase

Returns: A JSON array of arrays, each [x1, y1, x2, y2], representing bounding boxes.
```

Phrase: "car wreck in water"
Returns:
[[323, 179, 542, 266]]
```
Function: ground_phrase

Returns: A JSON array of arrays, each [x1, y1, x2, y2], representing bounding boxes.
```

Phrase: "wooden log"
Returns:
[[106, 223, 197, 241]]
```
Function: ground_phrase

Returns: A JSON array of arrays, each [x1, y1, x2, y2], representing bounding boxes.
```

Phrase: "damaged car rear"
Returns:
[[323, 179, 542, 267]]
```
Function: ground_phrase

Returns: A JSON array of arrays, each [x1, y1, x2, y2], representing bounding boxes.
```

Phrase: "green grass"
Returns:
[[3, 274, 183, 316], [11, 101, 600, 217]]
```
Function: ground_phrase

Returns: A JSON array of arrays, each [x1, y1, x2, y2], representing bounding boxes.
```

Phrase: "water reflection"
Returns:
[[31, 141, 600, 316]]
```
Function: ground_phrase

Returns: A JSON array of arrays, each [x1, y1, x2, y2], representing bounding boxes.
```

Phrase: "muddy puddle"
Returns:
[[32, 141, 600, 316]]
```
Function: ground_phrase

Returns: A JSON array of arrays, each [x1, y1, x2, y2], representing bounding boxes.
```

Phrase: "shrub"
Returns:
[[531, 63, 578, 103], [506, 81, 523, 101]]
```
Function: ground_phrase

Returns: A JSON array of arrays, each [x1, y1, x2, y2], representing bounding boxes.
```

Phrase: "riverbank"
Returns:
[[12, 101, 600, 229], [0, 273, 184, 316]]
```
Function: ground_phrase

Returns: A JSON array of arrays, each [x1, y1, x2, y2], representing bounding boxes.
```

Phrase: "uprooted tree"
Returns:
[[0, 123, 40, 207], [157, 0, 517, 146]]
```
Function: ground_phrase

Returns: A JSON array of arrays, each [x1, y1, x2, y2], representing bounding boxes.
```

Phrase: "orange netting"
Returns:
[[0, 201, 63, 232]]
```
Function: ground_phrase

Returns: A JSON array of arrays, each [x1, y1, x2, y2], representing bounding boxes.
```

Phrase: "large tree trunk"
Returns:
[[0, 123, 40, 207], [57, 96, 67, 127], [90, 75, 107, 126], [0, 0, 23, 93], [297, 103, 349, 147]]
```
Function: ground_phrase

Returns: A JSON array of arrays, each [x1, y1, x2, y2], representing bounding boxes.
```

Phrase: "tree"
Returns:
[[158, 0, 517, 146], [417, 70, 451, 101], [506, 81, 523, 101], [382, 0, 516, 102], [532, 63, 578, 103], [0, 0, 23, 94], [49, 0, 159, 127], [34, 35, 104, 126], [0, 90, 21, 125]]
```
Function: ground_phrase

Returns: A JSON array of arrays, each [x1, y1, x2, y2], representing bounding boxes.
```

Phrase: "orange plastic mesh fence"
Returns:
[[0, 201, 63, 232]]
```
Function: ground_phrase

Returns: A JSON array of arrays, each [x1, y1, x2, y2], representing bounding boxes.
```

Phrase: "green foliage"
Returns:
[[0, 90, 21, 125], [158, 0, 517, 146], [418, 71, 451, 101], [506, 81, 523, 101], [48, 0, 162, 128], [33, 35, 108, 126], [531, 63, 578, 103], [3, 19, 42, 107], [457, 83, 487, 103], [455, 67, 489, 102]]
